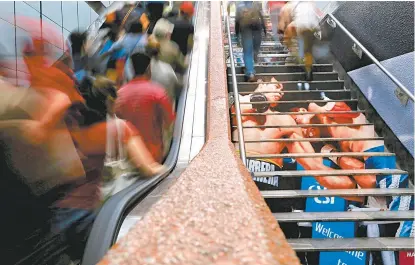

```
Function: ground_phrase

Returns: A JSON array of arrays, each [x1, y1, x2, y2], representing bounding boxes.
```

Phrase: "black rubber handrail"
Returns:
[[81, 6, 202, 265]]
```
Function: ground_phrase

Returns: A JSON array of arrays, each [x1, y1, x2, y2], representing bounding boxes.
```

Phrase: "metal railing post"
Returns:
[[326, 14, 414, 103], [224, 5, 247, 166]]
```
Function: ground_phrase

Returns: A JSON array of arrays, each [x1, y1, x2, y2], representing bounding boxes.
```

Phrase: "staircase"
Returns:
[[225, 14, 414, 265]]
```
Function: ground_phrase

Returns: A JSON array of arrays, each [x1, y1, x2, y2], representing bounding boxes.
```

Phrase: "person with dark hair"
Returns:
[[67, 31, 89, 74], [115, 52, 175, 163], [146, 1, 166, 34], [170, 1, 195, 57], [100, 20, 148, 85]]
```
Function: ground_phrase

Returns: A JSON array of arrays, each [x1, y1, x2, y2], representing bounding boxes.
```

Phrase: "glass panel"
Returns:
[[62, 1, 78, 31], [0, 18, 16, 70], [77, 1, 91, 31], [15, 1, 41, 33], [42, 1, 62, 26], [24, 1, 40, 12], [42, 15, 64, 49], [0, 2, 15, 25]]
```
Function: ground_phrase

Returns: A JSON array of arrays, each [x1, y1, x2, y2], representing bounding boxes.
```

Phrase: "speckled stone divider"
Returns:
[[97, 2, 300, 265]]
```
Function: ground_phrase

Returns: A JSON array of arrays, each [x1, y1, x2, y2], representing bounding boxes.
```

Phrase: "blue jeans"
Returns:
[[240, 28, 262, 77], [270, 8, 281, 44]]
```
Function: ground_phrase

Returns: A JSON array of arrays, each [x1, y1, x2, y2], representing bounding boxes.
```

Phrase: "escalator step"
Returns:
[[253, 169, 407, 177], [287, 238, 414, 252], [261, 188, 414, 199], [273, 210, 415, 222], [229, 72, 339, 82]]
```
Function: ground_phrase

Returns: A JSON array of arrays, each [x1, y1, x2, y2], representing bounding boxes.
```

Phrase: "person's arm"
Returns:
[[338, 156, 377, 189], [286, 132, 357, 191], [126, 132, 166, 177]]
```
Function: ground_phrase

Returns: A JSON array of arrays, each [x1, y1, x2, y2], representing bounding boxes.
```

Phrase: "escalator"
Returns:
[[81, 2, 209, 265], [225, 10, 414, 265]]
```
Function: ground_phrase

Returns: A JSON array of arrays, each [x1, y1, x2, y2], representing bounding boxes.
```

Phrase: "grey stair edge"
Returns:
[[229, 64, 334, 68], [261, 188, 414, 198], [234, 137, 381, 143], [248, 152, 395, 159], [273, 210, 415, 222], [253, 169, 407, 177], [229, 72, 337, 76], [287, 238, 415, 251], [244, 99, 358, 104], [237, 90, 349, 94], [235, 80, 345, 84], [238, 123, 371, 129], [235, 111, 364, 116]]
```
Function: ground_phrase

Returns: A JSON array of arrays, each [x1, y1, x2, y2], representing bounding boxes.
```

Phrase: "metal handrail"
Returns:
[[323, 13, 414, 102], [224, 7, 247, 166]]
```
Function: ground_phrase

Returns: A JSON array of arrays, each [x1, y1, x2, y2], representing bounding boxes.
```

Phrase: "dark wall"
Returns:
[[326, 1, 414, 72]]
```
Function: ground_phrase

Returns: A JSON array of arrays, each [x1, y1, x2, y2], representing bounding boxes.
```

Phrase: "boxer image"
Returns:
[[308, 101, 414, 240], [231, 79, 359, 195]]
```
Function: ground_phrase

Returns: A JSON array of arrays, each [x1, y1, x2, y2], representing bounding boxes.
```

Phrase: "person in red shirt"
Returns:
[[115, 52, 175, 163]]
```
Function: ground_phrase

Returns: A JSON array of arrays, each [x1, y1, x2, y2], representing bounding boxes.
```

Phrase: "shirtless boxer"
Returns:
[[308, 101, 414, 239], [278, 1, 320, 81], [231, 79, 357, 192]]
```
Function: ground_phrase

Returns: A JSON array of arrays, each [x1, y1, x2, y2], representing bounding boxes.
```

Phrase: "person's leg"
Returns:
[[302, 29, 315, 81], [252, 29, 262, 64], [270, 8, 281, 45], [240, 29, 255, 81]]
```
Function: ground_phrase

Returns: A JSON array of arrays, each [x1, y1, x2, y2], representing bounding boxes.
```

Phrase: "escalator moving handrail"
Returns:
[[321, 13, 414, 102], [81, 6, 201, 265], [224, 6, 247, 166]]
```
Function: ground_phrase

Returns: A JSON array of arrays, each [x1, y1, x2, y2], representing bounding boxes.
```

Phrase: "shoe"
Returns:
[[245, 74, 257, 82], [305, 70, 313, 82]]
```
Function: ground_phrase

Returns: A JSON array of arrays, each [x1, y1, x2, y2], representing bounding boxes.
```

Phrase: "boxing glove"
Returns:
[[250, 93, 269, 113]]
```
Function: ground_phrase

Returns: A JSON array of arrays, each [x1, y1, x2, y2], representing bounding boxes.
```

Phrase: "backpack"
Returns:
[[238, 4, 262, 29]]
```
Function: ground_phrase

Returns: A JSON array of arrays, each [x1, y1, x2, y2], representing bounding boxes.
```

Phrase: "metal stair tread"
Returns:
[[229, 72, 337, 76], [273, 210, 415, 222], [238, 123, 371, 129], [253, 169, 407, 177], [287, 238, 414, 251], [234, 110, 365, 116], [234, 137, 381, 143], [261, 188, 414, 198], [248, 152, 395, 159]]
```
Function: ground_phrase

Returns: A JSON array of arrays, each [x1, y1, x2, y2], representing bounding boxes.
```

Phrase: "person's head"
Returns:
[[254, 77, 284, 107], [152, 18, 174, 40], [127, 21, 143, 34], [180, 2, 195, 20], [130, 52, 152, 78], [146, 1, 165, 20], [90, 76, 117, 115], [290, 107, 321, 138], [69, 31, 88, 55]]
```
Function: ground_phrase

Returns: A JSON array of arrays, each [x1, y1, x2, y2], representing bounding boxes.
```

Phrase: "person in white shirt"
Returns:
[[278, 1, 320, 81]]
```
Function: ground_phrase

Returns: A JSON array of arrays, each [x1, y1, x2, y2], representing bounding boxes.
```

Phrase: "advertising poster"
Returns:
[[229, 78, 414, 265]]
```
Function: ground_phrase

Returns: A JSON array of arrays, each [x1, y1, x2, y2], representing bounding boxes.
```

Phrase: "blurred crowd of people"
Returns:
[[230, 1, 320, 81], [0, 1, 195, 264]]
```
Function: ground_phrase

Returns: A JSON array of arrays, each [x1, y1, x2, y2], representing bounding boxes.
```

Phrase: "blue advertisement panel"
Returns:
[[299, 161, 367, 265]]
